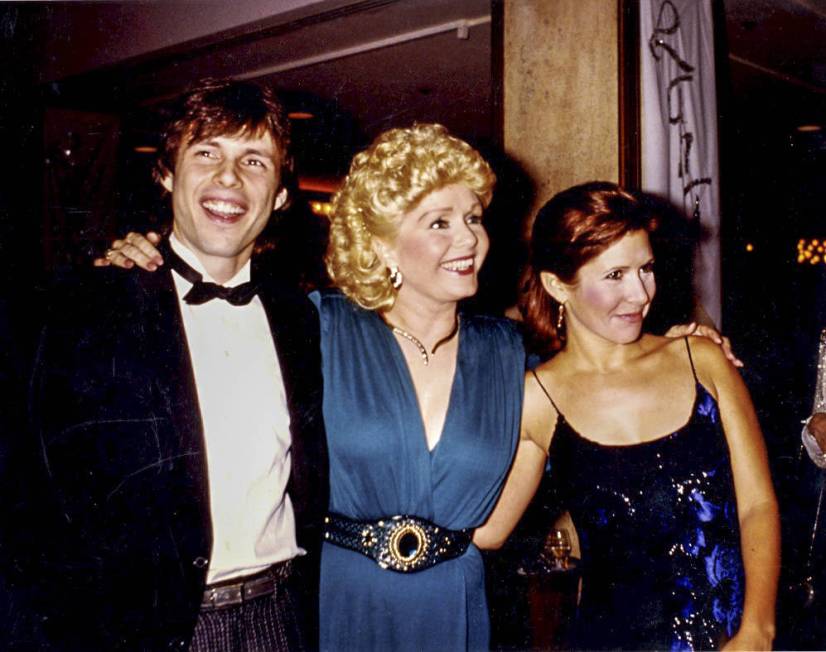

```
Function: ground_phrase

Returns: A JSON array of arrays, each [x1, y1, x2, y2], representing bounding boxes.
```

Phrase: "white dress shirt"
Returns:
[[170, 234, 302, 584]]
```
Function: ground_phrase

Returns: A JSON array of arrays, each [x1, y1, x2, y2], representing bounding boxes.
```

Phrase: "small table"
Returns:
[[518, 558, 581, 650]]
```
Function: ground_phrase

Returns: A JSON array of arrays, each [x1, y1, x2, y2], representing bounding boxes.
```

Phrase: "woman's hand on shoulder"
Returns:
[[664, 322, 742, 367], [93, 231, 164, 271]]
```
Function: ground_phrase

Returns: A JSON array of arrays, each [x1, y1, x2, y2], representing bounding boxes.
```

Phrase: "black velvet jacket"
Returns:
[[24, 260, 328, 651]]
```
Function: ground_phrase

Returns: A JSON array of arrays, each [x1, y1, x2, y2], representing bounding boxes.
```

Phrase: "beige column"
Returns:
[[503, 0, 621, 214]]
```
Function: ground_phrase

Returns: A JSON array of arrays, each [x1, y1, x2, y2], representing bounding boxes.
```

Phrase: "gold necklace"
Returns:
[[387, 316, 460, 366]]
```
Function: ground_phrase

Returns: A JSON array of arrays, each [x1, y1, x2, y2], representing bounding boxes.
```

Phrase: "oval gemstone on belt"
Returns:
[[397, 530, 421, 559], [389, 521, 428, 568]]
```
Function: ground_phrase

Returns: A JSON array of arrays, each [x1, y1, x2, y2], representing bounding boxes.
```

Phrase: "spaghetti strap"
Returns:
[[530, 369, 564, 416], [684, 336, 699, 384]]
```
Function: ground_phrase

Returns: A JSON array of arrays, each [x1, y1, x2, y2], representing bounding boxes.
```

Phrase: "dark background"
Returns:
[[2, 0, 826, 647]]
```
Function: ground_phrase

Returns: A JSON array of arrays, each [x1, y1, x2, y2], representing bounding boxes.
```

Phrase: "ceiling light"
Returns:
[[134, 146, 157, 153], [288, 112, 314, 120], [298, 177, 340, 194], [796, 125, 822, 133]]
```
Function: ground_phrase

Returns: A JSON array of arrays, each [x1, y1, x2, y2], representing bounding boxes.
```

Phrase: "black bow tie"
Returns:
[[182, 281, 259, 306], [161, 240, 259, 306]]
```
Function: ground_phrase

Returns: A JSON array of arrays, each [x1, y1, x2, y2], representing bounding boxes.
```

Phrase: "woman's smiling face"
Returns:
[[386, 183, 489, 308], [560, 229, 656, 344]]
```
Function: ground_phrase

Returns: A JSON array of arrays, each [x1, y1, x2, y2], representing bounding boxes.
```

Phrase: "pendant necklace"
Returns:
[[386, 316, 459, 366]]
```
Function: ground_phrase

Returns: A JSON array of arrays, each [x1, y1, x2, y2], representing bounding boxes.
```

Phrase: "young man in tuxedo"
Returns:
[[25, 79, 327, 651]]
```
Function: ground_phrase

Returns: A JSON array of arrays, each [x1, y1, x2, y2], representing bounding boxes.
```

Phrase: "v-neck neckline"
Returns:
[[375, 311, 464, 455]]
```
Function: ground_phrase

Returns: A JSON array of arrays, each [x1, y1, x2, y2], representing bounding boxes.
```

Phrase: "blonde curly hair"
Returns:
[[326, 123, 496, 311]]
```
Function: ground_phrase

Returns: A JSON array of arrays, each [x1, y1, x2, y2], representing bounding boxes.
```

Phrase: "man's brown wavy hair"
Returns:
[[154, 79, 293, 193]]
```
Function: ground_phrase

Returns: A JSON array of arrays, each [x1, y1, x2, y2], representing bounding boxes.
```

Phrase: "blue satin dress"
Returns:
[[310, 292, 524, 651], [541, 339, 745, 651]]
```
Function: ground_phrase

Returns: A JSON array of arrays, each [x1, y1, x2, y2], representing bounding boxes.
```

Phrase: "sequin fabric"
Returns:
[[812, 328, 826, 416], [802, 328, 826, 467], [548, 383, 745, 650]]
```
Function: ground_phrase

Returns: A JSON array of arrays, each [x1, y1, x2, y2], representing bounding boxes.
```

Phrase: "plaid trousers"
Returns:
[[188, 576, 307, 652]]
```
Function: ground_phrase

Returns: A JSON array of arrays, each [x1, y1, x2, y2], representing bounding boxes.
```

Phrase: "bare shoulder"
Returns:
[[640, 333, 680, 355], [684, 335, 741, 399], [636, 333, 690, 367], [685, 334, 735, 371], [522, 365, 560, 452]]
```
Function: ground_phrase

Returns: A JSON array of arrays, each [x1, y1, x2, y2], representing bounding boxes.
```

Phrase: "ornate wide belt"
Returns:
[[324, 512, 472, 573]]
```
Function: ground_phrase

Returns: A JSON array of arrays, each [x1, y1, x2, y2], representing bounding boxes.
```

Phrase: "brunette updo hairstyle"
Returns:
[[520, 181, 659, 357]]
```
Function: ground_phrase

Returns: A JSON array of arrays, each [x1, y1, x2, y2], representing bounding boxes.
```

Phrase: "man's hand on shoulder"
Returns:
[[94, 232, 164, 271]]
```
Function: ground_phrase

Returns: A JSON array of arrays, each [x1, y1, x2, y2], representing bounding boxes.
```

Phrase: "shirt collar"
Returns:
[[169, 232, 251, 287]]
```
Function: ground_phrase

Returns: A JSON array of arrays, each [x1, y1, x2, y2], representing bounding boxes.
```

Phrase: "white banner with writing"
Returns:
[[641, 0, 721, 325]]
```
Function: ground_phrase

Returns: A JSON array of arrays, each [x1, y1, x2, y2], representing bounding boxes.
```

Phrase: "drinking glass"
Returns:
[[544, 528, 572, 570]]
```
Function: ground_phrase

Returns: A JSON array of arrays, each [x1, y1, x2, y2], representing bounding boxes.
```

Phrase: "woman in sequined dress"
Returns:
[[475, 182, 779, 650]]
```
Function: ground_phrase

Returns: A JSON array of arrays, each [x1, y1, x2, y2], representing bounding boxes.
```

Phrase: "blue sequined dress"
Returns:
[[542, 339, 745, 651], [310, 292, 525, 651]]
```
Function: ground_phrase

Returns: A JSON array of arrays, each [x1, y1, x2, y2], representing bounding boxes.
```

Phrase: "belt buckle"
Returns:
[[377, 516, 430, 572], [208, 584, 243, 609]]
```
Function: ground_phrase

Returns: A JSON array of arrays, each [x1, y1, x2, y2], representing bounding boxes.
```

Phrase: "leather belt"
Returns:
[[324, 513, 471, 573], [200, 560, 292, 610]]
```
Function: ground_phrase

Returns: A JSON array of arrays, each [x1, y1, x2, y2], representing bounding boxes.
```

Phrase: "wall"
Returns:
[[503, 0, 620, 215]]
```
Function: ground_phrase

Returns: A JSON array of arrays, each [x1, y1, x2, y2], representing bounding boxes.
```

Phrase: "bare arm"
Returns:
[[473, 373, 553, 550], [693, 340, 779, 650], [93, 231, 164, 271], [473, 438, 546, 549]]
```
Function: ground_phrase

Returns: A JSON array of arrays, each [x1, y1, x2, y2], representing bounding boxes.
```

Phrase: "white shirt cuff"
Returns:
[[802, 420, 826, 469]]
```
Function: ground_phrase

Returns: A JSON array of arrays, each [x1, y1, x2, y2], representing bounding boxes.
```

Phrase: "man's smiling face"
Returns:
[[162, 129, 286, 281]]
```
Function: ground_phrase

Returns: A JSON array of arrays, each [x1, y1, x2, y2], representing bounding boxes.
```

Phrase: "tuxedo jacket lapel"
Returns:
[[137, 268, 213, 547]]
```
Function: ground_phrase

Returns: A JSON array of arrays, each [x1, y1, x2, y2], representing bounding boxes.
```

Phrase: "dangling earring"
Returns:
[[388, 264, 403, 290], [556, 303, 565, 332]]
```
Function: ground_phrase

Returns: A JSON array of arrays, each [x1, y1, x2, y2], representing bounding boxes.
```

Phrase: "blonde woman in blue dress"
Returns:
[[310, 124, 524, 650]]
